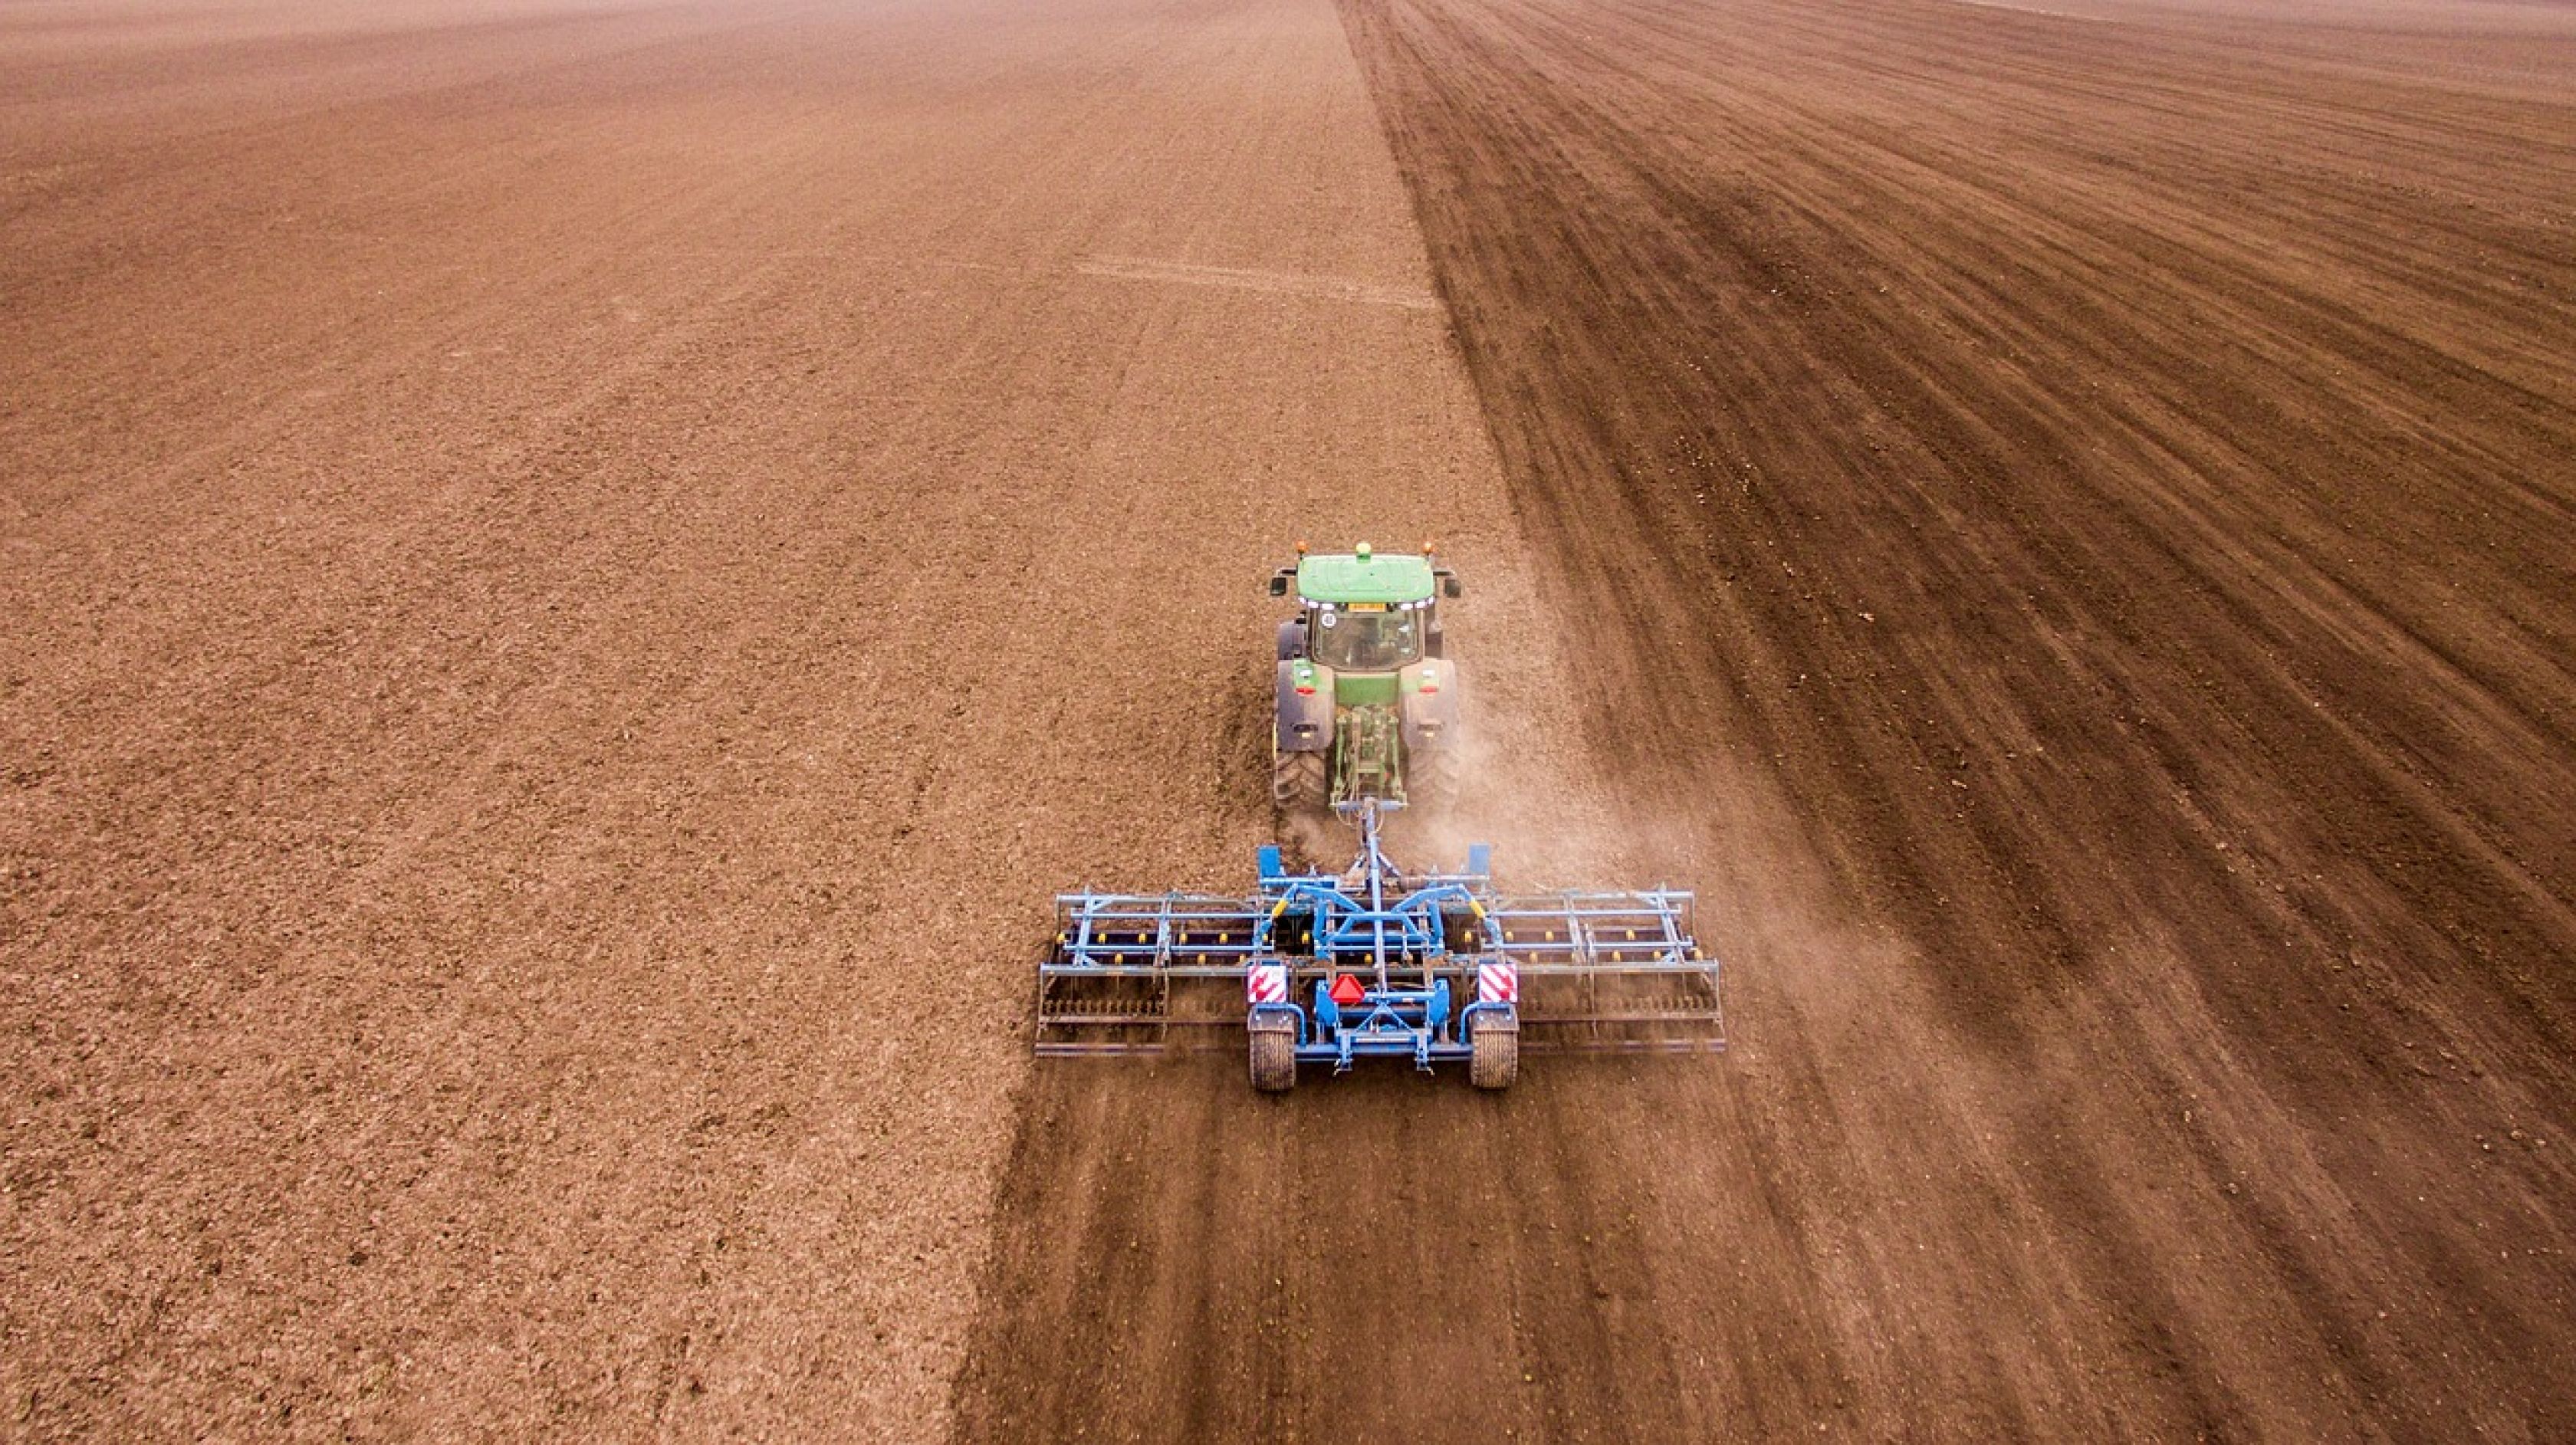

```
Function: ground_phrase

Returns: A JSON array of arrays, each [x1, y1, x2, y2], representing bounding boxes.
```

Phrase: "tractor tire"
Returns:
[[1250, 1017, 1297, 1092], [1273, 745, 1329, 813], [1470, 1010, 1520, 1091], [1408, 741, 1464, 810]]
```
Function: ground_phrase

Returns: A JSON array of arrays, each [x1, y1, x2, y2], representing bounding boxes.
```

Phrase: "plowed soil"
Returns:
[[5, 0, 2573, 1440], [958, 0, 2576, 1438]]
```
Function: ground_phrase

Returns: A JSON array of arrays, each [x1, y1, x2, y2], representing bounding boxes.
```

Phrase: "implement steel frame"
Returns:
[[1035, 800, 1724, 1066]]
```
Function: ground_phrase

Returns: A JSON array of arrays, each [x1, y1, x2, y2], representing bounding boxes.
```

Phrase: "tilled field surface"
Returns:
[[2, 0, 1520, 1434], [959, 0, 2576, 1439], [8, 0, 2575, 1439]]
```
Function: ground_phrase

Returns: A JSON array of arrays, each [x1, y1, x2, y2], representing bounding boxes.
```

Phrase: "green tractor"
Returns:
[[1268, 544, 1466, 813]]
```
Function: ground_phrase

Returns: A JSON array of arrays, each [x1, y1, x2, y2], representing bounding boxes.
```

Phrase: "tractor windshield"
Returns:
[[1309, 606, 1422, 672]]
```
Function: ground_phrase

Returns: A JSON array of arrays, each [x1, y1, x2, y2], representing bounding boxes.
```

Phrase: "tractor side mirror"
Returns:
[[1268, 573, 1290, 597], [1442, 573, 1464, 599]]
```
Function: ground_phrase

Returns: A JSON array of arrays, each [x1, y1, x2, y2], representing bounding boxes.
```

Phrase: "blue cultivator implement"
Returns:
[[1037, 800, 1724, 1090]]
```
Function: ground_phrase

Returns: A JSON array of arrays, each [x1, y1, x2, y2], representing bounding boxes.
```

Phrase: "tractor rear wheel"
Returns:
[[1470, 1010, 1519, 1090], [1250, 1017, 1297, 1092], [1272, 745, 1329, 812], [1408, 741, 1464, 810]]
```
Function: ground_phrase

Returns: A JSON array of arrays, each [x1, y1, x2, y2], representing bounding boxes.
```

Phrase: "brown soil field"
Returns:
[[5, 0, 2572, 1440], [960, 0, 2576, 1439], [3, 0, 1533, 1434]]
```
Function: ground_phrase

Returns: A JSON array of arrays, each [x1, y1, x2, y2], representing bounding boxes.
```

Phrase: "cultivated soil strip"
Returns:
[[1332, 0, 2572, 1434], [964, 0, 2576, 1439]]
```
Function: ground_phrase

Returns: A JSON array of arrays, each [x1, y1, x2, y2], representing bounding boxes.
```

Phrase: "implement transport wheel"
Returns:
[[1272, 745, 1329, 812], [1470, 1010, 1520, 1091], [1250, 1016, 1298, 1092]]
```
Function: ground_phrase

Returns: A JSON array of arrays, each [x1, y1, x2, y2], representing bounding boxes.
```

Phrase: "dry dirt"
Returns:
[[4, 0, 1524, 1434], [4, 0, 2573, 1439], [959, 0, 2576, 1438]]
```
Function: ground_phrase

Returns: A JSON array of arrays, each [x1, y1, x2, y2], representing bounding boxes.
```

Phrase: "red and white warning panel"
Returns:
[[1247, 962, 1289, 1005], [1477, 960, 1519, 1004]]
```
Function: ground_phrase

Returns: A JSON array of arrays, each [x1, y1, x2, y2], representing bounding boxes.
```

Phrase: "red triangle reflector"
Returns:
[[1328, 974, 1366, 1007]]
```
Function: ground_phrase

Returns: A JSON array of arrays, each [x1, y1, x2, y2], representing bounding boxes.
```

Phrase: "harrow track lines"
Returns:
[[1326, 0, 2576, 1436], [956, 1061, 1753, 1442]]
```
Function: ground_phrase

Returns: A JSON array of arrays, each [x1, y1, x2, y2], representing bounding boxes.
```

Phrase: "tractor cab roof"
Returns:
[[1296, 546, 1436, 606]]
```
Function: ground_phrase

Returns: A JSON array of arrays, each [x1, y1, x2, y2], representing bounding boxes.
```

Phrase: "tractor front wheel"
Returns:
[[1272, 745, 1329, 812]]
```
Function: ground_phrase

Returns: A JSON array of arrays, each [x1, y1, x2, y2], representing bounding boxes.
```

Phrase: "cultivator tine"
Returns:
[[1034, 892, 1268, 1055], [1487, 892, 1727, 1053]]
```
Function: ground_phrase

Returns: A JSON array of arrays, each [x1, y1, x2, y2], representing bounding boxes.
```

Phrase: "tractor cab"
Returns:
[[1268, 544, 1467, 811], [1309, 602, 1423, 672], [1268, 543, 1464, 672]]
